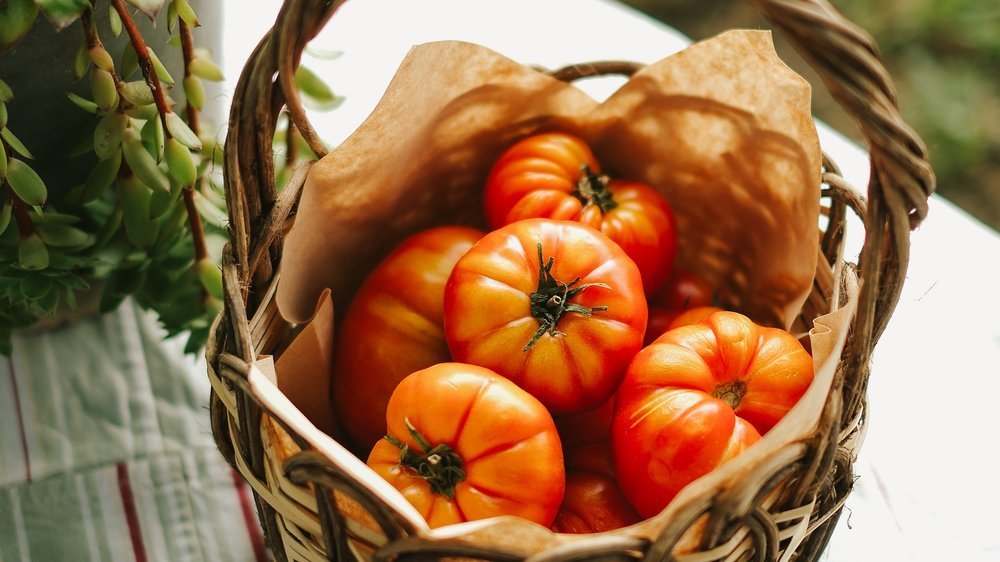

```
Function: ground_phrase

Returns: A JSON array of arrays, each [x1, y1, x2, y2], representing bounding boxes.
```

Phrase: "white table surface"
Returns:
[[218, 2, 1000, 560]]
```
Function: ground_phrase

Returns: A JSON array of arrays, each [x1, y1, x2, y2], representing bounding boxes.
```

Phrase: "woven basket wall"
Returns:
[[206, 0, 935, 560]]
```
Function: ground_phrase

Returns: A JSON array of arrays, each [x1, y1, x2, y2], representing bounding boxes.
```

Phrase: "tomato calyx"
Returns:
[[524, 243, 610, 351], [385, 418, 466, 499], [573, 165, 618, 214], [712, 380, 747, 409]]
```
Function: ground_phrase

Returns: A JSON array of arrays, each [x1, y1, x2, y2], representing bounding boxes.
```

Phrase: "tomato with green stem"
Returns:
[[613, 311, 813, 517], [484, 132, 677, 296], [444, 219, 647, 414], [367, 363, 565, 528]]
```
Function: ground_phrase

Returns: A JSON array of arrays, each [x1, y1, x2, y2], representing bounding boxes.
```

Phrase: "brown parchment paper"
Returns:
[[277, 30, 820, 330], [276, 40, 599, 323], [272, 290, 342, 439]]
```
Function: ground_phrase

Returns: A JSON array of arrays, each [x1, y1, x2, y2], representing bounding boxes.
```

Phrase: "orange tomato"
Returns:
[[367, 363, 565, 528], [444, 219, 647, 414], [483, 132, 677, 295], [613, 311, 813, 517], [666, 305, 724, 331], [332, 226, 483, 450]]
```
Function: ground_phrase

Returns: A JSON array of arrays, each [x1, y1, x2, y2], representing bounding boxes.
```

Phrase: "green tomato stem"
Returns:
[[574, 164, 618, 214], [524, 243, 609, 351], [712, 380, 748, 410], [386, 418, 467, 499]]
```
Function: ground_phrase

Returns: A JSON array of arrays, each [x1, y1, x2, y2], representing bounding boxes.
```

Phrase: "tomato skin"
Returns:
[[552, 443, 641, 534], [613, 311, 813, 518], [650, 269, 714, 311], [444, 219, 647, 414], [644, 270, 716, 345], [483, 133, 600, 228], [555, 398, 615, 452], [367, 363, 565, 528], [332, 227, 483, 451], [484, 133, 677, 295], [666, 305, 724, 331]]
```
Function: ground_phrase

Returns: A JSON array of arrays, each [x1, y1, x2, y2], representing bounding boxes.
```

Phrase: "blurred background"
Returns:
[[622, 0, 1000, 233]]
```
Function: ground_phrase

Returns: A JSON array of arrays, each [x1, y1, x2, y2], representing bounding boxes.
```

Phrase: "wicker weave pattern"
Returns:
[[207, 1, 934, 560]]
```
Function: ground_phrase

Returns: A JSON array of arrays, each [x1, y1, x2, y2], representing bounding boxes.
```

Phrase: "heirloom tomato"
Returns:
[[613, 311, 813, 517], [444, 219, 647, 414], [552, 443, 640, 534], [332, 226, 483, 451], [666, 305, 724, 331], [484, 132, 677, 295], [367, 363, 565, 528], [644, 270, 716, 345]]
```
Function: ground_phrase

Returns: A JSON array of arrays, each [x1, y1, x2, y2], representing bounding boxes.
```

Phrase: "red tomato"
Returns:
[[644, 307, 677, 347], [644, 270, 716, 345], [555, 398, 614, 452], [367, 363, 565, 528], [613, 311, 813, 517], [650, 269, 715, 311], [444, 219, 647, 414], [552, 443, 641, 534], [484, 132, 677, 295], [332, 227, 483, 451]]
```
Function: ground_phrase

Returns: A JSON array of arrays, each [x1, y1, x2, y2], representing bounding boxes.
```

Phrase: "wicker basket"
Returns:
[[207, 0, 935, 560]]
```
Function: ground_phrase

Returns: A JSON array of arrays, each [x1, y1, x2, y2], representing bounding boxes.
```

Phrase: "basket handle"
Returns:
[[747, 0, 935, 420], [223, 0, 934, 374]]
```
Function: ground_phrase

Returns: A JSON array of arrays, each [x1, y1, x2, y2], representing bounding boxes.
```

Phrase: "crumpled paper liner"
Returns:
[[277, 30, 819, 330], [261, 29, 844, 553]]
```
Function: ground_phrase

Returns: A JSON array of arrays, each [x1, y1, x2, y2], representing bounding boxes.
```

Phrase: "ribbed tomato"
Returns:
[[613, 311, 813, 517], [444, 219, 647, 414], [666, 305, 724, 331], [332, 226, 483, 451], [367, 363, 565, 528], [484, 132, 677, 295], [551, 443, 640, 534]]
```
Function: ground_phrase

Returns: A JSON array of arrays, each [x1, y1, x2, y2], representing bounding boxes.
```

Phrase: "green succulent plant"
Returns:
[[0, 0, 337, 354]]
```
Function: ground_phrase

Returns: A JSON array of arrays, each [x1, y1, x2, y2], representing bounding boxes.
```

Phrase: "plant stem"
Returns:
[[574, 164, 618, 213], [177, 21, 209, 267], [178, 20, 199, 134], [110, 0, 171, 133], [523, 243, 609, 351], [182, 188, 207, 262], [3, 184, 34, 238], [386, 418, 466, 499]]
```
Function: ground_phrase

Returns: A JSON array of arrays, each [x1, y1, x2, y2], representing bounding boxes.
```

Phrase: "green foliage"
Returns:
[[0, 0, 338, 354], [0, 0, 224, 353], [35, 0, 90, 30], [0, 0, 40, 52]]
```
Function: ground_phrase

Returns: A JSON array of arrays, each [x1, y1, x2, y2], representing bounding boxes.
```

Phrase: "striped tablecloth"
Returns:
[[1, 300, 265, 561]]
